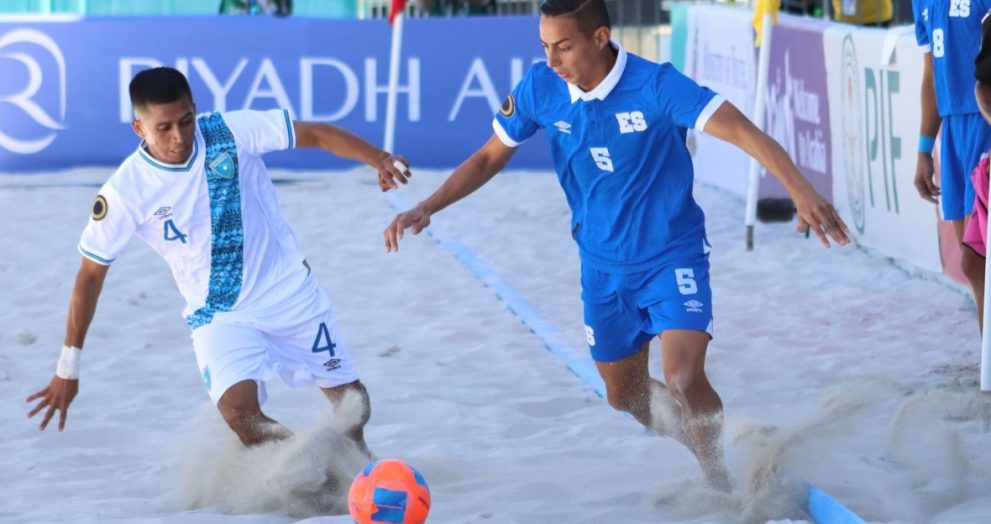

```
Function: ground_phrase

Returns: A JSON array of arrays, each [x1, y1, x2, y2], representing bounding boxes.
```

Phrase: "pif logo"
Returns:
[[839, 35, 866, 235], [0, 29, 68, 154]]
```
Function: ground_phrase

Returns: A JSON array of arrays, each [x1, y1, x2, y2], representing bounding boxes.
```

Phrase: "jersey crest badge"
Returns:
[[499, 95, 516, 118], [91, 195, 108, 221], [209, 151, 236, 179]]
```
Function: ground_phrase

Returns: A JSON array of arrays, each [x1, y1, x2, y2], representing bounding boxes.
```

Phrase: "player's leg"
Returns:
[[262, 284, 370, 453], [640, 256, 729, 490], [962, 210, 986, 333], [948, 115, 991, 329], [321, 380, 372, 458], [963, 246, 986, 332], [192, 322, 290, 447], [593, 344, 690, 446], [217, 379, 292, 446], [941, 115, 970, 243], [962, 153, 991, 332], [583, 264, 654, 427], [659, 329, 729, 491], [590, 325, 728, 490], [583, 264, 691, 444]]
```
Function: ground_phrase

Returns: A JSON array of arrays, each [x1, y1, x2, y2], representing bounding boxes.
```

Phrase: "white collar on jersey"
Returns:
[[567, 40, 627, 104], [137, 138, 200, 172]]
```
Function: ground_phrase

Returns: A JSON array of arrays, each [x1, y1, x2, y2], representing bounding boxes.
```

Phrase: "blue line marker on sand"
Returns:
[[808, 485, 866, 524], [384, 193, 604, 397]]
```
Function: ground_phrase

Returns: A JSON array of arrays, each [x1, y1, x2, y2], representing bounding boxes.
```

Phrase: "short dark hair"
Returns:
[[539, 0, 611, 35], [129, 67, 193, 110]]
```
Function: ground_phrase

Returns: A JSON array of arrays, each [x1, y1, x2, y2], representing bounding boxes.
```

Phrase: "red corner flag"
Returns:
[[388, 0, 407, 25]]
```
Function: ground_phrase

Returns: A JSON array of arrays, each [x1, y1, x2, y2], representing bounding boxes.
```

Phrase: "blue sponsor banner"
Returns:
[[0, 16, 551, 172]]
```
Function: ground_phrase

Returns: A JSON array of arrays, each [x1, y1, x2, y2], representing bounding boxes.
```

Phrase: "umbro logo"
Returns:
[[154, 206, 173, 220], [553, 121, 572, 134], [324, 358, 341, 371], [683, 300, 704, 313]]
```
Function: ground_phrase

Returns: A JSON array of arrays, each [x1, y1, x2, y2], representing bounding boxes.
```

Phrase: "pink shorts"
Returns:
[[963, 154, 990, 258]]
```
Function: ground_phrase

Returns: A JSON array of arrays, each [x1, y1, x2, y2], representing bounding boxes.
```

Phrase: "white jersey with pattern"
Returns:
[[78, 109, 309, 327]]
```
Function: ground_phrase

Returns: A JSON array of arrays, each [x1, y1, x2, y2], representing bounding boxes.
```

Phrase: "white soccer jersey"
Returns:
[[79, 109, 310, 328]]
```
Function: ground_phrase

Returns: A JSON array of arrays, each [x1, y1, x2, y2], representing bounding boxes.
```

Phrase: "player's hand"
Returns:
[[914, 153, 939, 204], [26, 375, 79, 432], [791, 186, 850, 248], [384, 205, 431, 252], [375, 154, 412, 192]]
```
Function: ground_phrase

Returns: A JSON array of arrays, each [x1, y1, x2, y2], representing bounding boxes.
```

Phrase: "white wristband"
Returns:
[[56, 345, 81, 380]]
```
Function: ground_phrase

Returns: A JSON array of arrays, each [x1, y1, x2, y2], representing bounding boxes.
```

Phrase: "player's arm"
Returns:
[[703, 102, 850, 248], [26, 257, 109, 431], [384, 134, 516, 252], [915, 52, 941, 204], [292, 121, 411, 192]]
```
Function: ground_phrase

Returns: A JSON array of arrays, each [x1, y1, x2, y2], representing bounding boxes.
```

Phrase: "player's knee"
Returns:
[[665, 370, 707, 402], [605, 388, 637, 414], [220, 405, 257, 431], [218, 399, 264, 435]]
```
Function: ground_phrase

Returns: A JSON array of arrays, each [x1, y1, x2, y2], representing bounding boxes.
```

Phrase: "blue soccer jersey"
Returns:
[[493, 43, 724, 272], [913, 0, 991, 116]]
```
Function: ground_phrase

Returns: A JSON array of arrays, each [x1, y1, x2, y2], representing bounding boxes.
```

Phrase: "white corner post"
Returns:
[[745, 14, 773, 251]]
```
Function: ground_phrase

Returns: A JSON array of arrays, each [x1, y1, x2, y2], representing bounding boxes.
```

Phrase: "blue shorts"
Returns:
[[581, 256, 714, 363], [941, 113, 991, 220]]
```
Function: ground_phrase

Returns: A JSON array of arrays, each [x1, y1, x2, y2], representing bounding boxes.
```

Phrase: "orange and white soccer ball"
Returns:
[[348, 459, 431, 524]]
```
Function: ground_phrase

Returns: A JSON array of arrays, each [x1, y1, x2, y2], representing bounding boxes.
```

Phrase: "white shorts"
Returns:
[[191, 283, 360, 406]]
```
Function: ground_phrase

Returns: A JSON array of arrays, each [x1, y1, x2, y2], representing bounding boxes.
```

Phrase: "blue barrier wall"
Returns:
[[0, 16, 551, 172]]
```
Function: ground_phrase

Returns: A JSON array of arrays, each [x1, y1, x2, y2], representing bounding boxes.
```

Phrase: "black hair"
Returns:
[[129, 67, 193, 110], [539, 0, 611, 36]]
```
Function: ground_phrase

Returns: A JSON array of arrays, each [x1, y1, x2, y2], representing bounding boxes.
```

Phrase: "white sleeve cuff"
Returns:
[[694, 95, 727, 133], [78, 244, 114, 265], [919, 43, 932, 53], [492, 119, 523, 148]]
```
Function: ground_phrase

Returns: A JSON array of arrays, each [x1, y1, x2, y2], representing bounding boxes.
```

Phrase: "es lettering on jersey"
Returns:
[[492, 42, 724, 271]]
